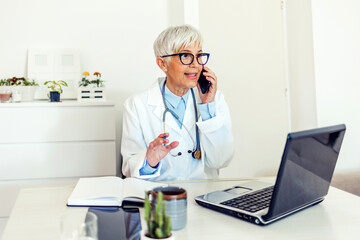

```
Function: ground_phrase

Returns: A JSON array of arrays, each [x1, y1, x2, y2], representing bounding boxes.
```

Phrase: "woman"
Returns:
[[121, 25, 234, 181]]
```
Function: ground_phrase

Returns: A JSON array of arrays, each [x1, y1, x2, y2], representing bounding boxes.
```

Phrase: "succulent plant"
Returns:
[[144, 191, 172, 239]]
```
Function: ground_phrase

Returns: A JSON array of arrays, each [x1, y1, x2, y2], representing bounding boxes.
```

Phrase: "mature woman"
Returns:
[[121, 25, 234, 181]]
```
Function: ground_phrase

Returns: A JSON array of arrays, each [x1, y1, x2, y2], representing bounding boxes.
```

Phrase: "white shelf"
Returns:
[[0, 100, 115, 108]]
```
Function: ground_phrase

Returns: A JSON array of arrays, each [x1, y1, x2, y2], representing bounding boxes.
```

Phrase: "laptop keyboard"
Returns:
[[220, 186, 274, 213]]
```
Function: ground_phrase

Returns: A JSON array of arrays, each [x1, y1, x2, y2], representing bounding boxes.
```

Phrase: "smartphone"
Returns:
[[89, 207, 141, 239], [198, 69, 211, 94]]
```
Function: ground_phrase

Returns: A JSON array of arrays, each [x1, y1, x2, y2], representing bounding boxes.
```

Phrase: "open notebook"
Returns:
[[67, 176, 167, 207]]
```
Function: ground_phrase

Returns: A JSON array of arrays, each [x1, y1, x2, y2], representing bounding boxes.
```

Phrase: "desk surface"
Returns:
[[3, 178, 360, 240]]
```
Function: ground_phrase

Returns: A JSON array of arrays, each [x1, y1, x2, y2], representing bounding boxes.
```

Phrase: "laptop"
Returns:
[[195, 124, 346, 225]]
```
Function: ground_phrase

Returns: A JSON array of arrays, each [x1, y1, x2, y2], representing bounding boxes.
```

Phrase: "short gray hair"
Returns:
[[153, 25, 203, 57]]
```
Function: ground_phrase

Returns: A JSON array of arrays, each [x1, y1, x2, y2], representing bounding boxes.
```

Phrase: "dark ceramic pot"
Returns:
[[49, 91, 60, 102]]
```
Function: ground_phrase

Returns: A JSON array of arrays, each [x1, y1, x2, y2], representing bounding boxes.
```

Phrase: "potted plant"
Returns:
[[79, 71, 91, 87], [144, 191, 173, 239], [0, 77, 39, 102], [44, 80, 68, 102], [91, 72, 104, 87], [78, 71, 106, 101]]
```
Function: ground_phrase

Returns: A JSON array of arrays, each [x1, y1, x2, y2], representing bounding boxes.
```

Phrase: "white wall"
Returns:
[[312, 0, 360, 173], [199, 0, 289, 177], [284, 0, 317, 131]]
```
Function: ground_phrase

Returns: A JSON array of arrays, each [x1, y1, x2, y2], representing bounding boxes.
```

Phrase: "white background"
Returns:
[[0, 0, 359, 177], [312, 0, 360, 172], [199, 0, 289, 177]]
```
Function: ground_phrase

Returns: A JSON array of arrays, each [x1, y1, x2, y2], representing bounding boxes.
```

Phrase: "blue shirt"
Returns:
[[139, 85, 216, 175], [164, 85, 190, 129]]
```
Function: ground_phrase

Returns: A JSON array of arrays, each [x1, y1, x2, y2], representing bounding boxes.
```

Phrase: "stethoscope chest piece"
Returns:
[[162, 79, 202, 160], [192, 149, 201, 159]]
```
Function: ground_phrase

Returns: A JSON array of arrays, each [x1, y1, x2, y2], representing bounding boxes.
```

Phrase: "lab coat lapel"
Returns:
[[148, 78, 182, 134], [147, 80, 164, 122]]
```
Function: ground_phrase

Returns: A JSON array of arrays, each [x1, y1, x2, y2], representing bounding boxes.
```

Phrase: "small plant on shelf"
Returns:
[[144, 191, 172, 239], [77, 71, 106, 101], [91, 72, 104, 87], [0, 77, 38, 86], [0, 77, 39, 102], [44, 80, 68, 102], [79, 72, 91, 87]]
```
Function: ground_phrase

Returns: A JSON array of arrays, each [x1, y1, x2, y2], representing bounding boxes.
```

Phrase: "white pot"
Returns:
[[141, 231, 175, 240], [0, 86, 37, 102], [77, 86, 106, 102], [17, 86, 36, 102]]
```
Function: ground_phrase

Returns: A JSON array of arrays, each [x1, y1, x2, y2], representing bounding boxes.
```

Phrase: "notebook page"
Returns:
[[122, 178, 167, 200], [68, 176, 123, 204]]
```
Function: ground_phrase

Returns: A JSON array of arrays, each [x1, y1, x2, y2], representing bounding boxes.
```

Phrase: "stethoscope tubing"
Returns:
[[161, 79, 200, 157]]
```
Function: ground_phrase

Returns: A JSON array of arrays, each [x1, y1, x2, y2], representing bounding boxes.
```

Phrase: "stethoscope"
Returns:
[[161, 79, 202, 159]]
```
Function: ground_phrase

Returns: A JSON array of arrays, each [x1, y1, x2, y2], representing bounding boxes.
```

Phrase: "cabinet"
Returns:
[[0, 100, 116, 217]]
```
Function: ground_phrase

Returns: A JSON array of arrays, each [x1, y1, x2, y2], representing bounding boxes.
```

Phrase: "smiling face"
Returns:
[[158, 42, 203, 96]]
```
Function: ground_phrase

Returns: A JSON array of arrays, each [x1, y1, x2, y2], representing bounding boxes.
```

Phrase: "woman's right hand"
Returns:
[[146, 133, 179, 167]]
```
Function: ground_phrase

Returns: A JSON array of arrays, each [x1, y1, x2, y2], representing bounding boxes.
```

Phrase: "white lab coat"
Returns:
[[121, 77, 234, 181]]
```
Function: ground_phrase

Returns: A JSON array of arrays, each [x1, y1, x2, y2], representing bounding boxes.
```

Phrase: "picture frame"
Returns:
[[27, 48, 80, 99]]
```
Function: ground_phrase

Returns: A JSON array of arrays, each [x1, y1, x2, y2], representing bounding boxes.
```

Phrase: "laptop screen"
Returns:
[[265, 124, 346, 220]]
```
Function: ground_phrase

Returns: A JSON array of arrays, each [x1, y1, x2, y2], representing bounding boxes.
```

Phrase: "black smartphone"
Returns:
[[198, 69, 211, 94], [89, 207, 141, 240]]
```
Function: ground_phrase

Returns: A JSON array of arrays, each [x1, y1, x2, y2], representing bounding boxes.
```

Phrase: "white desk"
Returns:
[[2, 178, 360, 240]]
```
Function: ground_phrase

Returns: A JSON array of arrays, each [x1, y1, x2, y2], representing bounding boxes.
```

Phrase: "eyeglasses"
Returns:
[[161, 52, 210, 65]]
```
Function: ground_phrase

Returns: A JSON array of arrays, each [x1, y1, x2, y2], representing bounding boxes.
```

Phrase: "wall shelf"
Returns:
[[0, 100, 115, 108]]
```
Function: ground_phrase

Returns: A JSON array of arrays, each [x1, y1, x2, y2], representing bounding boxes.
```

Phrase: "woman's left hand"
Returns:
[[197, 66, 217, 103]]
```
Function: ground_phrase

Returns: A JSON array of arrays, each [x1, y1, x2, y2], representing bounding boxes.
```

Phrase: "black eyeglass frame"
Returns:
[[161, 53, 210, 65]]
